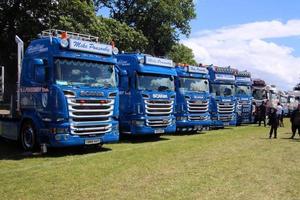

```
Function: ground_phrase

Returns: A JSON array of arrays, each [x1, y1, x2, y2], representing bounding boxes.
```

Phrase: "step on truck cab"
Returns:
[[117, 53, 177, 135], [0, 30, 120, 151], [235, 70, 252, 125], [207, 65, 237, 127], [175, 64, 211, 133]]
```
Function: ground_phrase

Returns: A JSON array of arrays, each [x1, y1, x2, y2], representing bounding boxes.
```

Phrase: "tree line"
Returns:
[[0, 0, 198, 71]]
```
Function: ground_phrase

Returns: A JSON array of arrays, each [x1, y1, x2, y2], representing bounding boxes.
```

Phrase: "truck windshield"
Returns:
[[269, 91, 278, 100], [179, 77, 209, 92], [280, 96, 287, 103], [253, 89, 267, 100], [211, 84, 235, 97], [236, 85, 251, 96], [288, 96, 295, 103], [55, 59, 116, 87], [136, 73, 174, 91]]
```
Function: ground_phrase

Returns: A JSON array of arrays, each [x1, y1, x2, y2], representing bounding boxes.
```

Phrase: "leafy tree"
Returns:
[[95, 0, 196, 56], [167, 43, 197, 65]]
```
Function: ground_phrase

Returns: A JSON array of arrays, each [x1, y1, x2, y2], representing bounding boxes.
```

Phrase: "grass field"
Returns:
[[1, 119, 300, 200]]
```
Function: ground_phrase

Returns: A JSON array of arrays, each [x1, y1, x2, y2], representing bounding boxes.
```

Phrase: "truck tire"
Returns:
[[20, 121, 37, 151]]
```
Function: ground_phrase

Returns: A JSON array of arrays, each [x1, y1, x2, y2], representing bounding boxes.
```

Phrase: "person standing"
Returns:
[[252, 102, 257, 123], [258, 101, 266, 127], [290, 104, 300, 139], [276, 102, 283, 127], [268, 107, 278, 139]]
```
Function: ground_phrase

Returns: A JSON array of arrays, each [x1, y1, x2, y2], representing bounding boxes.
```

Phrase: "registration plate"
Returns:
[[85, 139, 101, 145], [223, 122, 230, 126], [154, 129, 165, 134]]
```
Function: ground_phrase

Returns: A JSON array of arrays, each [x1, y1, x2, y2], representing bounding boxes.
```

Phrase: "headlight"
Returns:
[[133, 120, 144, 126], [179, 117, 187, 121]]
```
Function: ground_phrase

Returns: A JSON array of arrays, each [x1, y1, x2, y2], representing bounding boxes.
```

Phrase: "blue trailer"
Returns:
[[175, 64, 211, 133], [116, 54, 176, 135], [235, 70, 252, 125], [207, 65, 237, 127], [0, 30, 120, 152]]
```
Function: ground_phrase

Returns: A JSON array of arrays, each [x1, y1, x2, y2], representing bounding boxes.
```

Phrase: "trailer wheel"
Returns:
[[20, 121, 37, 151]]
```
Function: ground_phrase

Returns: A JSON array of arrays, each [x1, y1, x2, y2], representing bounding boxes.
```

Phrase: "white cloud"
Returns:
[[182, 19, 300, 91]]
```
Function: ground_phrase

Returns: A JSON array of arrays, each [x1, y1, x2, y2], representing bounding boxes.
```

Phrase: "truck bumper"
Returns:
[[212, 119, 236, 127], [41, 122, 119, 147], [176, 120, 212, 131], [130, 123, 176, 135]]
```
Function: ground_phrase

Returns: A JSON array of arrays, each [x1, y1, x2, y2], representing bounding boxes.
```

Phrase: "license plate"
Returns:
[[223, 122, 230, 126], [195, 125, 202, 129], [154, 129, 165, 134], [85, 139, 101, 145]]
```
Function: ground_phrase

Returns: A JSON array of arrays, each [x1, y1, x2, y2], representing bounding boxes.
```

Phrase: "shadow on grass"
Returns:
[[0, 137, 111, 160], [119, 134, 169, 144], [168, 131, 208, 136]]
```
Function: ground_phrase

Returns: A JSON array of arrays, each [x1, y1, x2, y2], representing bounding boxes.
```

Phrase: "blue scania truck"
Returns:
[[116, 54, 176, 135], [175, 64, 211, 133], [207, 65, 237, 127], [235, 70, 252, 125], [0, 30, 119, 152]]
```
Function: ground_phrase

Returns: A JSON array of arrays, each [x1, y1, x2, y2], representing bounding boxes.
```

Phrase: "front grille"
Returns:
[[146, 118, 172, 127], [67, 98, 114, 135], [218, 115, 234, 122], [217, 102, 235, 114], [188, 115, 209, 121], [144, 100, 174, 116], [144, 99, 174, 128]]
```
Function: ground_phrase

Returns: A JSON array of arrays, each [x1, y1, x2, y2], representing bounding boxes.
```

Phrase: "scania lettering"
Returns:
[[175, 64, 211, 133], [235, 70, 252, 125], [0, 30, 119, 152], [117, 54, 176, 135], [207, 66, 237, 127]]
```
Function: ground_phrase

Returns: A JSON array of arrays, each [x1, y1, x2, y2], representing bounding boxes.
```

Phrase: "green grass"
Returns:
[[1, 119, 300, 200]]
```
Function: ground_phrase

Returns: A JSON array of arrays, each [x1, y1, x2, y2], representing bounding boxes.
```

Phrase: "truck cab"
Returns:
[[235, 70, 252, 124], [207, 65, 237, 127], [175, 64, 211, 133], [0, 30, 120, 151], [252, 79, 268, 106], [278, 91, 288, 116], [266, 84, 279, 108], [116, 54, 176, 135]]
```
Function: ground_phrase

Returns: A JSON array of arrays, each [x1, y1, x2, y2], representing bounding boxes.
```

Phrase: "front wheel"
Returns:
[[20, 121, 37, 151]]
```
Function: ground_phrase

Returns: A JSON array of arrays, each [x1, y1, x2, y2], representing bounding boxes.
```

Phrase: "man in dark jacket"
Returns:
[[258, 101, 266, 127], [268, 107, 278, 139], [290, 104, 300, 139]]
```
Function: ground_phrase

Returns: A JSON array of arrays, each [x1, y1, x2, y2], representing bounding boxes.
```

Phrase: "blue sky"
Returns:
[[183, 0, 300, 90], [99, 1, 300, 90]]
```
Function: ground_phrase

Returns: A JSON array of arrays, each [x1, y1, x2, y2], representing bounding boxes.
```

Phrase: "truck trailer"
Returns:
[[0, 30, 120, 152], [117, 54, 176, 135], [175, 64, 211, 133], [207, 65, 237, 127], [235, 70, 252, 124]]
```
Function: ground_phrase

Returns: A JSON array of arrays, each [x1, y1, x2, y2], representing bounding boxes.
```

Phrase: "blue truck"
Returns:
[[116, 54, 176, 135], [175, 64, 211, 133], [0, 30, 120, 152], [235, 70, 252, 125], [207, 65, 237, 127]]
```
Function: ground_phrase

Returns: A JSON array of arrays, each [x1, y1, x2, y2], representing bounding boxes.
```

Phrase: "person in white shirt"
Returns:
[[276, 103, 283, 127]]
